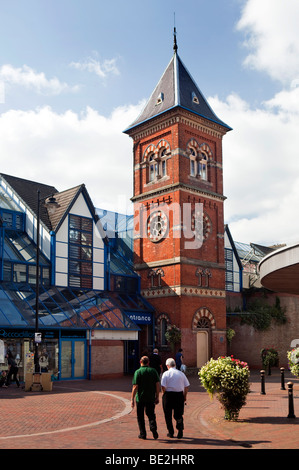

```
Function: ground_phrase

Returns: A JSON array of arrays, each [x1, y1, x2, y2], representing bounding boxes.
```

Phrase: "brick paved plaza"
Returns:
[[0, 370, 298, 454]]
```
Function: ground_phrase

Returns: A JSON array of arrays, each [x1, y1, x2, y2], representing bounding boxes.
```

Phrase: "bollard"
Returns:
[[287, 382, 296, 419], [260, 370, 266, 395], [280, 367, 286, 390]]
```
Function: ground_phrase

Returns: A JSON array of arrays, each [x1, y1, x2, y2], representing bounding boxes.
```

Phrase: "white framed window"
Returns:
[[190, 148, 197, 177], [198, 152, 208, 180], [148, 148, 168, 182], [189, 148, 208, 181], [149, 153, 158, 182]]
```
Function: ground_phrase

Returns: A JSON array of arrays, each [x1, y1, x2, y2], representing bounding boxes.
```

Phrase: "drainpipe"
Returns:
[[88, 330, 92, 380], [50, 231, 56, 285]]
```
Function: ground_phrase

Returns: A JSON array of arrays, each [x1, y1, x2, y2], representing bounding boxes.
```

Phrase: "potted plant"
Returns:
[[261, 347, 279, 375], [287, 347, 299, 378], [164, 324, 181, 351], [199, 356, 250, 421]]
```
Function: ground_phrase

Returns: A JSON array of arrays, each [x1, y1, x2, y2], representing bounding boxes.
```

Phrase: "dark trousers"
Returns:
[[136, 401, 157, 437], [6, 366, 19, 387], [162, 391, 185, 435]]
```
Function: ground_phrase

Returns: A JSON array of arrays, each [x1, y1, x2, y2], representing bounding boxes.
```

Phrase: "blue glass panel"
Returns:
[[0, 287, 28, 326]]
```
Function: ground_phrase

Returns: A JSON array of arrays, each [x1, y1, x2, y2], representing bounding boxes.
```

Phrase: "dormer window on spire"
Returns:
[[192, 92, 199, 104], [156, 92, 164, 106]]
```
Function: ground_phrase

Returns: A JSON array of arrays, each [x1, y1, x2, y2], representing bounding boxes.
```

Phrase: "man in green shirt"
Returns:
[[131, 356, 160, 440]]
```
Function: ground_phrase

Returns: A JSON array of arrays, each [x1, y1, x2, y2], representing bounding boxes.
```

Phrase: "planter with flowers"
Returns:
[[199, 356, 250, 421], [164, 324, 181, 352], [287, 347, 299, 379], [261, 347, 279, 375]]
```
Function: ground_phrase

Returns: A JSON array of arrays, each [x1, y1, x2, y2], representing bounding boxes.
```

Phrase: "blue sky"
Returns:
[[0, 0, 299, 246]]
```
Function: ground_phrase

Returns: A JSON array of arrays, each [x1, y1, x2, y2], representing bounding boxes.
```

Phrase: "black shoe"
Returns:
[[152, 430, 158, 440], [138, 434, 146, 440], [177, 430, 183, 439], [167, 433, 174, 438]]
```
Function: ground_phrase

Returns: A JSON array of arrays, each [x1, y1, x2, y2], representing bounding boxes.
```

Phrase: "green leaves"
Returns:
[[199, 356, 250, 420]]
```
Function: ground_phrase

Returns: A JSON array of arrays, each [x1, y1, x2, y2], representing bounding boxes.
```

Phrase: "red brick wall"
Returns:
[[90, 340, 124, 379], [129, 109, 228, 368], [227, 292, 299, 369]]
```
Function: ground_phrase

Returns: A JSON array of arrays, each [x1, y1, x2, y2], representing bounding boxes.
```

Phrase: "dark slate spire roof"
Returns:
[[124, 38, 231, 133]]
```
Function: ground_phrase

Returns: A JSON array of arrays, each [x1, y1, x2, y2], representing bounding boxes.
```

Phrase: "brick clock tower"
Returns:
[[124, 34, 232, 367]]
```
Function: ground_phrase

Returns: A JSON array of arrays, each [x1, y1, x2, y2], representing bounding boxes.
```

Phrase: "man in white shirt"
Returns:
[[161, 358, 190, 438]]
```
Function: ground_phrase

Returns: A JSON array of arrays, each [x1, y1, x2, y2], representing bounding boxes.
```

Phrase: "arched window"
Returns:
[[190, 148, 197, 176], [160, 148, 167, 177], [187, 141, 212, 181], [198, 152, 208, 180], [149, 153, 158, 182], [161, 318, 168, 345], [157, 313, 170, 346]]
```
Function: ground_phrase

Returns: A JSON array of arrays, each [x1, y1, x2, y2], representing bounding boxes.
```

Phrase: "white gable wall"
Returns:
[[55, 193, 105, 289]]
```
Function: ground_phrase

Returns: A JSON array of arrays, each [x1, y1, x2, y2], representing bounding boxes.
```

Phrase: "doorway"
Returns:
[[125, 340, 139, 374], [60, 339, 86, 379], [196, 330, 209, 368]]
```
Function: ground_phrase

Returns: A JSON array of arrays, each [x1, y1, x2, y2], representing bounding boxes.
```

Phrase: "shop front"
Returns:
[[0, 327, 88, 381], [0, 283, 143, 382]]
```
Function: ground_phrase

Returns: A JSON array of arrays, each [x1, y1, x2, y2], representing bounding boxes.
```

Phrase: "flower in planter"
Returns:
[[261, 348, 279, 369], [199, 355, 250, 421], [164, 324, 181, 349], [287, 347, 299, 378]]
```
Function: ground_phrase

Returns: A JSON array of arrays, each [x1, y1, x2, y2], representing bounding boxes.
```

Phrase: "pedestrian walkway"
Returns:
[[0, 369, 298, 450]]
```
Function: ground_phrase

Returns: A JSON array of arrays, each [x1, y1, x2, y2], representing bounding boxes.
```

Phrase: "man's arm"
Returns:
[[131, 384, 138, 408], [155, 381, 160, 404], [183, 386, 189, 402]]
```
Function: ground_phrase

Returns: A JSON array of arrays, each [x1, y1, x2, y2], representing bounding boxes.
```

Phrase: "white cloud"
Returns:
[[0, 64, 79, 95], [0, 102, 144, 212], [70, 56, 120, 78], [237, 0, 299, 85], [220, 0, 299, 245], [210, 90, 299, 246]]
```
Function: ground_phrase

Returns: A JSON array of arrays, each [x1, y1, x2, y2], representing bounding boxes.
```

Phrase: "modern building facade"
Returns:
[[0, 173, 154, 380]]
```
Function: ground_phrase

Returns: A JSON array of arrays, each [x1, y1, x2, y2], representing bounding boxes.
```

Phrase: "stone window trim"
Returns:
[[186, 139, 212, 181], [148, 267, 165, 288], [196, 267, 212, 287], [143, 140, 171, 183], [192, 307, 216, 330]]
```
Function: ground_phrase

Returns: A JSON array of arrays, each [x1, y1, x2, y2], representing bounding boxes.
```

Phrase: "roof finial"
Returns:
[[173, 13, 178, 53]]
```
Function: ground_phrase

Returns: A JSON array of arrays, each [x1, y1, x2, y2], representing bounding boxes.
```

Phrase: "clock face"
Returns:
[[147, 210, 169, 242], [191, 211, 212, 241]]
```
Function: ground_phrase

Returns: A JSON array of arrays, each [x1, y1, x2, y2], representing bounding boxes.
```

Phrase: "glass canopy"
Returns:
[[0, 282, 143, 331]]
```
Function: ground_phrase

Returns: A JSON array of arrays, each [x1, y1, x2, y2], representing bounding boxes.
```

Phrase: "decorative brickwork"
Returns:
[[125, 48, 231, 366]]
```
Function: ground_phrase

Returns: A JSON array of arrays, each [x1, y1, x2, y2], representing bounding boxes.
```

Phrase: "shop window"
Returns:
[[1, 338, 59, 383]]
